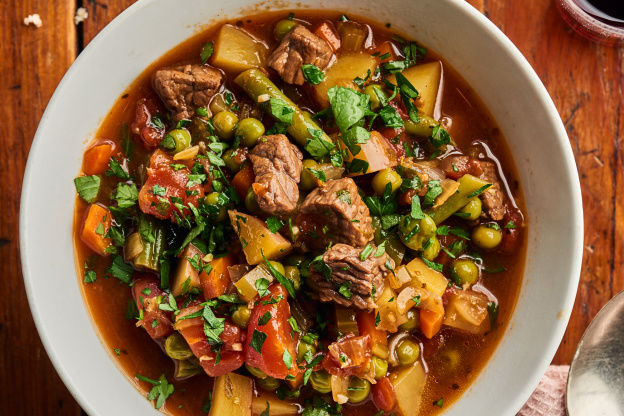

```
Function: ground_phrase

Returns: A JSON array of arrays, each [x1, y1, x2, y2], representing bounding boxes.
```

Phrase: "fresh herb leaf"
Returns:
[[283, 349, 293, 370], [468, 183, 492, 198], [250, 329, 267, 354], [106, 157, 130, 179], [268, 97, 295, 125], [115, 183, 139, 208], [327, 86, 371, 133], [411, 195, 425, 219], [487, 302, 499, 328], [360, 244, 373, 261], [256, 277, 270, 298], [505, 220, 517, 229], [429, 124, 451, 148], [84, 269, 97, 283], [266, 217, 285, 234], [258, 311, 272, 326], [305, 129, 335, 158], [423, 180, 442, 207], [74, 175, 101, 203], [262, 250, 297, 298], [200, 41, 214, 64], [308, 168, 327, 183], [336, 189, 351, 205], [379, 105, 404, 128], [301, 64, 325, 85], [105, 255, 134, 284], [421, 256, 443, 272]]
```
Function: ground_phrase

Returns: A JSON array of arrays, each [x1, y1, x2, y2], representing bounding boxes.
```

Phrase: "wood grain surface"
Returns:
[[1, 0, 620, 413]]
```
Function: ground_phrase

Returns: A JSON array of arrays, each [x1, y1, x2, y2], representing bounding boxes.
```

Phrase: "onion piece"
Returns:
[[331, 374, 350, 404], [396, 286, 444, 316], [328, 334, 371, 369], [443, 290, 490, 334], [400, 158, 446, 181]]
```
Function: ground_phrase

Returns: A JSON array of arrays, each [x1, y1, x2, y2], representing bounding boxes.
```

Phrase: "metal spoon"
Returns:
[[567, 290, 624, 415]]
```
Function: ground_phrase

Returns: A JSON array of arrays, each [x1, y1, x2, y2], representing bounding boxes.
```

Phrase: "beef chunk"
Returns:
[[249, 134, 303, 215], [479, 161, 505, 220], [153, 64, 223, 122], [267, 25, 334, 85], [299, 178, 374, 250], [310, 244, 392, 311]]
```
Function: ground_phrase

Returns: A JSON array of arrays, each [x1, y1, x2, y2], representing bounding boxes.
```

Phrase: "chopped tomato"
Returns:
[[443, 157, 483, 180], [244, 284, 298, 380], [175, 305, 245, 377], [80, 204, 113, 256], [321, 333, 372, 378], [356, 310, 388, 347], [378, 126, 409, 158], [131, 98, 165, 148], [372, 376, 397, 413], [200, 253, 236, 299], [132, 276, 174, 339], [500, 208, 523, 252], [138, 149, 204, 221], [371, 40, 400, 64], [82, 142, 115, 175], [399, 189, 418, 206]]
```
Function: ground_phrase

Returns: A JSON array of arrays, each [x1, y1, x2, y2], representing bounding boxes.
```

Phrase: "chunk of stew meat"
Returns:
[[267, 25, 334, 85], [309, 243, 392, 312], [479, 160, 505, 221], [249, 134, 303, 215], [153, 64, 224, 122], [298, 177, 374, 250]]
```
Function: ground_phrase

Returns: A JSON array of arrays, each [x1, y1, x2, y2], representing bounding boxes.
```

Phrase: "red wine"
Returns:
[[575, 0, 624, 26]]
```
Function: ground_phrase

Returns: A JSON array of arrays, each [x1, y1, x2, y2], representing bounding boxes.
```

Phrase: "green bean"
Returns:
[[404, 115, 439, 138], [425, 174, 491, 224], [133, 216, 166, 272], [164, 332, 194, 360], [234, 69, 333, 148]]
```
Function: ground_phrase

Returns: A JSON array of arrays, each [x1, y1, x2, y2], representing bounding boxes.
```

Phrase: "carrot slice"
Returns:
[[314, 22, 341, 51], [356, 310, 388, 347], [80, 204, 112, 256], [419, 309, 444, 339], [371, 41, 399, 64], [82, 143, 115, 175], [200, 253, 236, 299], [231, 162, 255, 201]]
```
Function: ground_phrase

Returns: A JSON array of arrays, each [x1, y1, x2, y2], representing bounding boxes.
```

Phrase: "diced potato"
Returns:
[[234, 264, 274, 302], [390, 361, 427, 416], [386, 61, 442, 117], [252, 393, 298, 416], [339, 131, 398, 176], [313, 52, 377, 107], [210, 373, 253, 416], [228, 210, 292, 265], [404, 258, 448, 297], [171, 243, 204, 297], [211, 24, 268, 73], [444, 291, 491, 334], [389, 265, 412, 290], [375, 286, 408, 332]]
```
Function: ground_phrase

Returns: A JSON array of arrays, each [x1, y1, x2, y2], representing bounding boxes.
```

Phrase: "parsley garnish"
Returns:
[[106, 157, 130, 179], [336, 189, 351, 205], [74, 175, 101, 203], [308, 168, 327, 183], [115, 183, 139, 208], [301, 64, 325, 85], [268, 97, 295, 125], [421, 256, 443, 272], [105, 255, 133, 284], [338, 281, 352, 300], [255, 277, 270, 297], [258, 311, 272, 326], [250, 329, 267, 354], [505, 220, 517, 229], [262, 250, 296, 298], [360, 244, 373, 261], [137, 373, 175, 410], [411, 194, 425, 219], [423, 180, 442, 207], [200, 41, 214, 64], [283, 349, 293, 370], [468, 183, 493, 198]]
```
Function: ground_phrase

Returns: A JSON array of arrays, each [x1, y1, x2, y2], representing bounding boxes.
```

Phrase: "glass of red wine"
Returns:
[[555, 0, 624, 45]]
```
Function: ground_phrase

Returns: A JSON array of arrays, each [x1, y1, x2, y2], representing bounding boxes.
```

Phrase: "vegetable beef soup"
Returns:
[[73, 10, 526, 416]]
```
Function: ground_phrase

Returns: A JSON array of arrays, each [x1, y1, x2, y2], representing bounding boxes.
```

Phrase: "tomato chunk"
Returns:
[[372, 376, 397, 413], [131, 98, 165, 148], [175, 305, 245, 377], [132, 276, 174, 339], [357, 310, 388, 347], [200, 253, 236, 299], [244, 284, 298, 380], [138, 149, 204, 221]]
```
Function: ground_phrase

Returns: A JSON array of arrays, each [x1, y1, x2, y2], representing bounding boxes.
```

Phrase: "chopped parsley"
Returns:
[[301, 64, 325, 85], [468, 183, 493, 198], [338, 281, 352, 300], [136, 373, 175, 410], [250, 329, 267, 354], [106, 157, 130, 179], [266, 216, 285, 234], [200, 41, 214, 64], [74, 175, 101, 203], [258, 311, 272, 326]]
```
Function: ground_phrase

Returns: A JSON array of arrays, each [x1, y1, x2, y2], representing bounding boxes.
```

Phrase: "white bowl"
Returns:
[[20, 0, 583, 414]]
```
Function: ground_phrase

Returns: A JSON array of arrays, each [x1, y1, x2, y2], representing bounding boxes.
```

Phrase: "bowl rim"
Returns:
[[20, 0, 583, 415]]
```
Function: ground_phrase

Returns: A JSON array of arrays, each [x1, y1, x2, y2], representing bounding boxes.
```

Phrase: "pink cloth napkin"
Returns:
[[516, 365, 569, 416]]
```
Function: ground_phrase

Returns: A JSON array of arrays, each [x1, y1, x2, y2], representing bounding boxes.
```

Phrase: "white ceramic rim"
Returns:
[[20, 0, 583, 415]]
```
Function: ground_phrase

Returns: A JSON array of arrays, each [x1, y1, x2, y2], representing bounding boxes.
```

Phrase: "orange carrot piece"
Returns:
[[231, 162, 255, 201], [80, 204, 113, 256], [371, 41, 399, 64], [419, 309, 444, 339], [200, 253, 236, 299], [314, 22, 341, 51], [356, 310, 388, 347], [83, 143, 115, 175]]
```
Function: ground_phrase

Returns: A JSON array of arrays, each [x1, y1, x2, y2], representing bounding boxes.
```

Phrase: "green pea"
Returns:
[[422, 236, 441, 261], [300, 159, 319, 190], [285, 265, 301, 291], [459, 197, 482, 220], [275, 19, 298, 41], [166, 129, 191, 154], [222, 148, 242, 173], [257, 376, 281, 390], [347, 378, 371, 404], [396, 339, 420, 367], [244, 188, 263, 215], [399, 214, 437, 251], [363, 84, 387, 112], [231, 305, 251, 329], [245, 363, 268, 379], [398, 309, 419, 332], [472, 224, 502, 250], [297, 341, 317, 363], [285, 254, 307, 268], [371, 168, 402, 196], [310, 370, 332, 394], [452, 259, 480, 285], [213, 111, 238, 141], [204, 192, 227, 222], [268, 261, 285, 277], [164, 332, 194, 360], [236, 118, 265, 147], [372, 355, 388, 380]]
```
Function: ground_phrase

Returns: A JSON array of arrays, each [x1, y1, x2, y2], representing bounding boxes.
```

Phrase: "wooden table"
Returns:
[[1, 0, 619, 413]]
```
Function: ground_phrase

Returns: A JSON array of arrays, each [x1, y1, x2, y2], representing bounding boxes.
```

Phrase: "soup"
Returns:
[[73, 10, 525, 416]]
